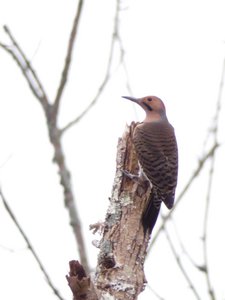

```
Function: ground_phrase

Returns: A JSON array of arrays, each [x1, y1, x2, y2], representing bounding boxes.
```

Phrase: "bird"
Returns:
[[122, 95, 178, 235]]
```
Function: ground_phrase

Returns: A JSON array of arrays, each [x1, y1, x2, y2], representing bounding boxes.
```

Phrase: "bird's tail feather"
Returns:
[[142, 189, 161, 236]]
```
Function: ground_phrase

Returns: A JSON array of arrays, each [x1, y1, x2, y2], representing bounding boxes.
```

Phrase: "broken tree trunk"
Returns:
[[67, 122, 151, 299]]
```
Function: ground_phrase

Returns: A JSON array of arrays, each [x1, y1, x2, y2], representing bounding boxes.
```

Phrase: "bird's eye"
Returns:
[[147, 97, 152, 102]]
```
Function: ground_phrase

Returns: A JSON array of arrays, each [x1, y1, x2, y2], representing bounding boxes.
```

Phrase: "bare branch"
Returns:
[[164, 228, 201, 300], [0, 26, 49, 110], [0, 187, 65, 300], [1, 21, 90, 272], [60, 0, 122, 134], [53, 0, 84, 117], [149, 142, 219, 252], [48, 127, 89, 273]]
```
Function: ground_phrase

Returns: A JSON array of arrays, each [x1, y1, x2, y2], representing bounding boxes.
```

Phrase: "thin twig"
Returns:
[[202, 57, 225, 300], [122, 59, 133, 96], [60, 0, 122, 134], [148, 142, 219, 252], [1, 25, 49, 109], [203, 154, 216, 300], [0, 244, 14, 252], [53, 0, 84, 117], [171, 219, 205, 271], [115, 13, 134, 97], [0, 41, 48, 107], [0, 188, 65, 300], [146, 284, 166, 300], [164, 227, 201, 300]]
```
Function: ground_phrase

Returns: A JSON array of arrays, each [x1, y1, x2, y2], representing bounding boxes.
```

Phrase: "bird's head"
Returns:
[[122, 95, 167, 122]]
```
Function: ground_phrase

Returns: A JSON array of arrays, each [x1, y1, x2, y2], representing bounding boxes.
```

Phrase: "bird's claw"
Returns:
[[89, 221, 105, 234], [121, 169, 139, 181]]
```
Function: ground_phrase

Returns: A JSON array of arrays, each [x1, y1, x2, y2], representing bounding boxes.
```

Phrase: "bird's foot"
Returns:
[[122, 169, 140, 181], [89, 221, 105, 235], [122, 169, 150, 188]]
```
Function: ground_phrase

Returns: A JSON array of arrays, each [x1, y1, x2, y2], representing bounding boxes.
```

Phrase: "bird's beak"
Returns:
[[122, 96, 139, 103]]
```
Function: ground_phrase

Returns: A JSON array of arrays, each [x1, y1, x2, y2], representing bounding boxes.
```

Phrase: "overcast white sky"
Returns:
[[0, 0, 225, 299]]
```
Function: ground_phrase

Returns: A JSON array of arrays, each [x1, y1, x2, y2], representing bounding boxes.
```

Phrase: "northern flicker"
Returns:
[[123, 95, 178, 235]]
